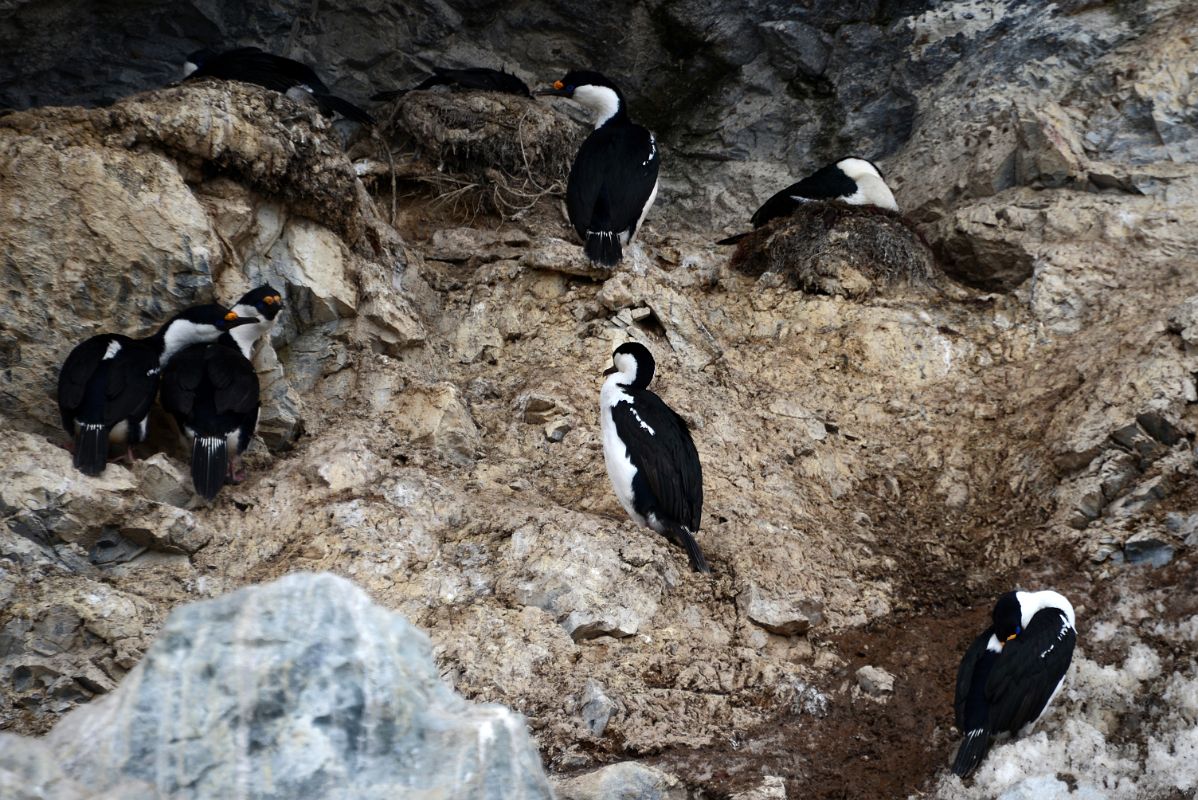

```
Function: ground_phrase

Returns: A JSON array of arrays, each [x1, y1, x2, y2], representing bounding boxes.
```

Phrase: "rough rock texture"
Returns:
[[0, 2, 1197, 799], [2, 572, 553, 800], [554, 762, 686, 800]]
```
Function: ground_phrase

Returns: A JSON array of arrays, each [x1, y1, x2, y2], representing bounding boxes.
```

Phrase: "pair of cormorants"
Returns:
[[597, 342, 1075, 779], [58, 286, 283, 500], [540, 73, 900, 266]]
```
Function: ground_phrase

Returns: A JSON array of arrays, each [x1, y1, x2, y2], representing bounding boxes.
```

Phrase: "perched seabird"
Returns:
[[952, 590, 1077, 777], [229, 283, 285, 348], [538, 71, 659, 266], [599, 342, 709, 572], [57, 305, 258, 476], [183, 46, 374, 124], [159, 286, 284, 501], [717, 157, 899, 244], [372, 67, 531, 101]]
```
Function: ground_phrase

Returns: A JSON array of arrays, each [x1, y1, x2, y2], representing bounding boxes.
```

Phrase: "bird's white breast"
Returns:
[[600, 379, 647, 527]]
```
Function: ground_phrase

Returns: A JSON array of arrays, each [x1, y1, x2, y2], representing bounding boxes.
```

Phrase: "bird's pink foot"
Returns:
[[228, 456, 247, 484]]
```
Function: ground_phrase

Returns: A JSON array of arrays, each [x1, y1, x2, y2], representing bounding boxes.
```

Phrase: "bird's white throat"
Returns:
[[573, 85, 622, 128]]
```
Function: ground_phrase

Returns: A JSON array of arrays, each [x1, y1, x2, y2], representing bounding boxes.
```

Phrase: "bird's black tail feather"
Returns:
[[317, 93, 375, 124], [951, 724, 992, 778], [74, 424, 108, 476], [192, 436, 228, 501], [584, 231, 622, 266], [716, 232, 749, 246], [662, 523, 711, 574]]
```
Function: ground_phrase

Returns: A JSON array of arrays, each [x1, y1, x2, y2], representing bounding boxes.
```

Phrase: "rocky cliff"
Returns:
[[1, 1, 1197, 798]]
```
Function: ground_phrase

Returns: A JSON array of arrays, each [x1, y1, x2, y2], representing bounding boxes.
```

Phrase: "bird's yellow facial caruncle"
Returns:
[[224, 311, 238, 321], [1005, 633, 1018, 642], [553, 80, 564, 90]]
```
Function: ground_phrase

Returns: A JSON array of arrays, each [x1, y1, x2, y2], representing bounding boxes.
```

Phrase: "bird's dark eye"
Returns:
[[567, 85, 575, 92], [1015, 625, 1022, 635]]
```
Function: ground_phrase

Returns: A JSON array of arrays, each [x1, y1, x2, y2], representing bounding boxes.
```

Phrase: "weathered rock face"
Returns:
[[2, 572, 553, 800], [0, 80, 423, 441], [0, 1, 1197, 799]]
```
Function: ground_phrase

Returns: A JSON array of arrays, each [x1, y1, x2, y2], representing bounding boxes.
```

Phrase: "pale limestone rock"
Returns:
[[391, 383, 481, 464], [1, 432, 138, 549], [11, 573, 553, 800], [130, 454, 192, 508], [554, 762, 686, 800], [523, 236, 610, 278], [731, 775, 788, 800], [855, 665, 896, 697], [739, 582, 824, 636]]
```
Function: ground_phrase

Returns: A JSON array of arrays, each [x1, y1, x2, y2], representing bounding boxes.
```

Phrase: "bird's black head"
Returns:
[[183, 48, 216, 76], [992, 591, 1023, 643], [235, 284, 284, 321], [604, 341, 655, 390], [173, 304, 259, 332], [537, 70, 623, 99]]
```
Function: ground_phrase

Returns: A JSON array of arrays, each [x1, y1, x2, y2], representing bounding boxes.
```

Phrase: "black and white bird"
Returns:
[[538, 71, 659, 266], [717, 157, 899, 245], [600, 342, 709, 573], [160, 286, 284, 501], [372, 67, 531, 101], [952, 589, 1077, 777], [57, 305, 258, 476], [183, 46, 374, 124], [228, 283, 285, 346]]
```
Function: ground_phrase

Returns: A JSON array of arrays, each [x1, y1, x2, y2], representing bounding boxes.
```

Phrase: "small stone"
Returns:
[[738, 582, 824, 636], [1164, 512, 1198, 546], [563, 611, 639, 641], [731, 775, 787, 800], [554, 762, 685, 800], [521, 395, 559, 424], [523, 237, 609, 278], [579, 680, 617, 738], [131, 454, 192, 508], [855, 665, 896, 697], [544, 419, 572, 443], [1123, 536, 1175, 568]]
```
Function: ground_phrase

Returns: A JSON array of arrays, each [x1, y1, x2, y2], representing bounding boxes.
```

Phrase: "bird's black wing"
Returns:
[[206, 347, 260, 416], [159, 344, 207, 419], [954, 627, 997, 730], [611, 390, 702, 532], [433, 67, 531, 96], [190, 47, 327, 94], [58, 336, 111, 429], [567, 124, 660, 240], [985, 608, 1076, 734], [103, 342, 161, 427], [749, 164, 858, 228]]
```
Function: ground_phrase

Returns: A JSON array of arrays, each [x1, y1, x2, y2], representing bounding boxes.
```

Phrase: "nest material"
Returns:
[[729, 203, 940, 299], [374, 89, 585, 219]]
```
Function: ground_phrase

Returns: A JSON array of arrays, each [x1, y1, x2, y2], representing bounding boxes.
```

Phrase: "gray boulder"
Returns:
[[13, 572, 552, 800]]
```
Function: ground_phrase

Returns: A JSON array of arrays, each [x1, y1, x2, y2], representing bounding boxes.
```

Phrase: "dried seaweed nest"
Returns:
[[729, 203, 940, 299], [371, 89, 586, 220]]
